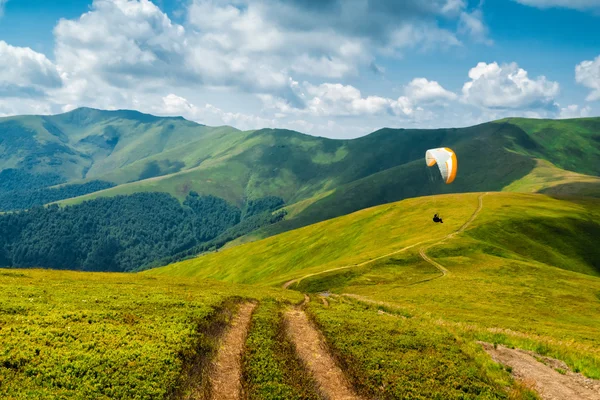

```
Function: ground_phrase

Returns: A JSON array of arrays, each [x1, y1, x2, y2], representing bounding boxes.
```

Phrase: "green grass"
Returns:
[[306, 296, 539, 399], [146, 193, 482, 284], [497, 117, 600, 176], [502, 159, 600, 197], [0, 269, 301, 399], [242, 299, 321, 400], [149, 192, 600, 381], [6, 110, 600, 242]]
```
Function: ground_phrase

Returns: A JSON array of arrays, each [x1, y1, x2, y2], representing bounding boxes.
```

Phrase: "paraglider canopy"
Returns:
[[425, 148, 457, 184]]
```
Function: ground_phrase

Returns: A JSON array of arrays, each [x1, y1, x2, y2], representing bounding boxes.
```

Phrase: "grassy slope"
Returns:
[[146, 193, 482, 284], [0, 108, 241, 184], [57, 117, 600, 210], [306, 296, 538, 399], [503, 159, 600, 197], [0, 269, 301, 398], [499, 117, 600, 176], [148, 192, 600, 379]]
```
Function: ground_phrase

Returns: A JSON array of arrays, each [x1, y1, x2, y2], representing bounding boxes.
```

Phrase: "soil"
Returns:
[[285, 299, 364, 400], [209, 302, 257, 400], [480, 342, 600, 400]]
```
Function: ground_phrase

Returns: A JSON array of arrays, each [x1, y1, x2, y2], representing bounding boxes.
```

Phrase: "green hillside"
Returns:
[[3, 110, 599, 212], [57, 116, 600, 232], [7, 192, 597, 398], [2, 109, 600, 273], [0, 107, 240, 185], [148, 192, 600, 381]]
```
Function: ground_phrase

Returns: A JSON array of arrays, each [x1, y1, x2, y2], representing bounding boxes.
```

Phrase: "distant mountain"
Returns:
[[0, 107, 237, 186], [56, 114, 600, 228], [1, 108, 599, 272]]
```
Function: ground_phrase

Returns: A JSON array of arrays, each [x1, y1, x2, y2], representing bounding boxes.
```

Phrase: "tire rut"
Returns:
[[284, 298, 364, 400], [209, 302, 256, 400], [481, 342, 600, 400]]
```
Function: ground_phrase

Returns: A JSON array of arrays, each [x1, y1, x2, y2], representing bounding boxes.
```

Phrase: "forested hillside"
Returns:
[[0, 192, 284, 272]]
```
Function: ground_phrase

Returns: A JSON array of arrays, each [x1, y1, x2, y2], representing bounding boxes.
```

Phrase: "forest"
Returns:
[[0, 180, 116, 211], [0, 192, 284, 272]]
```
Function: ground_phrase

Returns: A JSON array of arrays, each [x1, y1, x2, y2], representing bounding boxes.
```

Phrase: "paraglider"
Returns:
[[425, 147, 457, 184], [426, 147, 457, 223]]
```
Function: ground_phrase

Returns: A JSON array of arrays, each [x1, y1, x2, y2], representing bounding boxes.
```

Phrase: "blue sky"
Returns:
[[0, 0, 599, 137]]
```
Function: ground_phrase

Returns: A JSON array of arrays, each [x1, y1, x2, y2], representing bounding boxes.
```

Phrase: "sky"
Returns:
[[0, 0, 599, 138]]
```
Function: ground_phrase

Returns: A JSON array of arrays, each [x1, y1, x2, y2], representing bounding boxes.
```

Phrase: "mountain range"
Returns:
[[1, 107, 599, 271]]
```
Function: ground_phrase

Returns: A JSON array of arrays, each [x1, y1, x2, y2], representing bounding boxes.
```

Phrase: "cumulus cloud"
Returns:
[[0, 41, 63, 96], [462, 62, 559, 110], [575, 55, 600, 101], [49, 0, 478, 105], [54, 0, 188, 87], [259, 81, 448, 124], [302, 83, 401, 117], [558, 104, 592, 118], [513, 0, 600, 11], [155, 93, 277, 130], [405, 78, 457, 103]]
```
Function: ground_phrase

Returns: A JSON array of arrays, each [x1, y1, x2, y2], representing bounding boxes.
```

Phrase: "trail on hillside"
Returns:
[[480, 342, 600, 400], [417, 192, 487, 278], [284, 297, 364, 400], [282, 240, 427, 289], [283, 193, 487, 289], [209, 302, 256, 400]]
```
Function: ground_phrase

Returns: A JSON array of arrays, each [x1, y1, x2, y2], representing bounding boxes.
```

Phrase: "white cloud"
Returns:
[[513, 0, 600, 11], [575, 55, 600, 101], [441, 0, 467, 16], [558, 104, 592, 118], [458, 8, 493, 45], [462, 62, 559, 110], [385, 23, 461, 55], [54, 0, 188, 88], [50, 0, 475, 104], [156, 93, 277, 130], [405, 78, 457, 103], [296, 83, 413, 118], [0, 97, 56, 117], [0, 41, 62, 95], [259, 81, 450, 126]]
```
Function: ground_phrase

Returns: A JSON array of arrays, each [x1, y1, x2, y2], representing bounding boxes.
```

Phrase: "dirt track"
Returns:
[[284, 297, 363, 400], [481, 342, 600, 400], [417, 192, 487, 278], [209, 302, 256, 400], [283, 193, 487, 289]]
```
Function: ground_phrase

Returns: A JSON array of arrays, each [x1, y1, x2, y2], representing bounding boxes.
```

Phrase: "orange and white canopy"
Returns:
[[425, 147, 457, 184]]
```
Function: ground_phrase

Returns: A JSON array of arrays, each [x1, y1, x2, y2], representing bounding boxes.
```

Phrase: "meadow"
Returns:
[[2, 192, 600, 399], [150, 192, 600, 382], [242, 299, 320, 400], [306, 295, 539, 399], [0, 269, 301, 399]]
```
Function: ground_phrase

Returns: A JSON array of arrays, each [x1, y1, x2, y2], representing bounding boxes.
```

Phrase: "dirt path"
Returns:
[[282, 240, 426, 289], [209, 302, 256, 400], [481, 343, 600, 400], [284, 299, 364, 400], [417, 192, 487, 278], [283, 193, 487, 289]]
